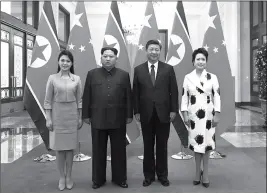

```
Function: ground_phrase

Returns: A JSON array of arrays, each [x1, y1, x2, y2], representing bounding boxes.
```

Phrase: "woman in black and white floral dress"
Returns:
[[181, 48, 221, 188]]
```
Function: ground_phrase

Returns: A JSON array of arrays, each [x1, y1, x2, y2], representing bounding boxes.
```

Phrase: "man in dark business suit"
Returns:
[[133, 40, 178, 187], [82, 47, 132, 189]]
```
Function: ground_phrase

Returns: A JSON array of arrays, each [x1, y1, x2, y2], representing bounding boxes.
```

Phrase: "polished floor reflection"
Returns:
[[220, 107, 266, 148], [1, 128, 42, 163], [1, 107, 266, 163]]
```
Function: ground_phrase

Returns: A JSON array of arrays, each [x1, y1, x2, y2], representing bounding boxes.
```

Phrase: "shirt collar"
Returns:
[[148, 61, 158, 69], [58, 71, 75, 81], [102, 66, 116, 76], [194, 69, 207, 79]]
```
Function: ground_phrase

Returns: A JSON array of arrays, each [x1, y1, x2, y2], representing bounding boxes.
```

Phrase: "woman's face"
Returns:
[[193, 53, 207, 70], [59, 55, 72, 72]]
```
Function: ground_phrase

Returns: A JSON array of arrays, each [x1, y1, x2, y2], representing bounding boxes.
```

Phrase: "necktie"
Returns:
[[150, 64, 155, 86]]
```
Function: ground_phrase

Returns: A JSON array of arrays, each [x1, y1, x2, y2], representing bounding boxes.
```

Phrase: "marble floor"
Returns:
[[0, 106, 266, 193], [1, 107, 266, 163]]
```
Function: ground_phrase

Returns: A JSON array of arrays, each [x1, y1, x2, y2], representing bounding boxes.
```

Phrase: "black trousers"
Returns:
[[91, 127, 127, 185], [141, 107, 170, 180]]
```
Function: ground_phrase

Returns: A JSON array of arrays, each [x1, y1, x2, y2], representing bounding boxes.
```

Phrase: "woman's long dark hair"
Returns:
[[57, 50, 74, 74]]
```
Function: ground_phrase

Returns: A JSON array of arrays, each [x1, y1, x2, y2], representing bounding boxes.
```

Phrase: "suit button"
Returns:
[[108, 94, 110, 96], [108, 86, 110, 89]]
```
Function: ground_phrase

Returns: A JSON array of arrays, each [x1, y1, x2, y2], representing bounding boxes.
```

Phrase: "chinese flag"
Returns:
[[23, 1, 60, 150], [67, 1, 97, 144], [132, 1, 164, 79], [103, 1, 140, 144], [166, 1, 194, 147], [202, 1, 235, 135]]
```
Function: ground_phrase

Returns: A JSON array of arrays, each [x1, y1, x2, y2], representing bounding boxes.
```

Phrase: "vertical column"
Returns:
[[240, 2, 251, 102], [224, 2, 239, 102]]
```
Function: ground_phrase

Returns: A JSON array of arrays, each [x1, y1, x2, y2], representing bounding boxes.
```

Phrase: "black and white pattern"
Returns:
[[181, 69, 221, 153]]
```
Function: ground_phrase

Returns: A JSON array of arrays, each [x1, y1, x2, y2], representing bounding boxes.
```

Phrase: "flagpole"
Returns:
[[73, 135, 91, 162], [209, 150, 226, 159], [171, 143, 193, 160], [137, 155, 144, 160], [33, 153, 56, 163]]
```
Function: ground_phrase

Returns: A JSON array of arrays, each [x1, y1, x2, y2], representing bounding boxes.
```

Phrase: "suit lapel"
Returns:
[[142, 62, 153, 87], [154, 61, 163, 86], [187, 69, 205, 92], [199, 69, 208, 90]]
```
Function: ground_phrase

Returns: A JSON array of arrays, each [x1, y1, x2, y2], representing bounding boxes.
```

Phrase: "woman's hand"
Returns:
[[46, 119, 53, 131], [78, 119, 83, 129], [182, 111, 190, 127]]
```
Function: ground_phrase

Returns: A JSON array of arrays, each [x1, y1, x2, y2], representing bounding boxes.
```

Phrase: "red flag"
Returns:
[[166, 1, 194, 147], [67, 1, 97, 143], [103, 1, 140, 144], [132, 1, 164, 78], [202, 2, 235, 135], [23, 1, 60, 150], [103, 1, 130, 73]]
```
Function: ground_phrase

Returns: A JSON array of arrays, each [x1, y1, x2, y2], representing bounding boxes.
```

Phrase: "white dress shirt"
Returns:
[[148, 61, 158, 80]]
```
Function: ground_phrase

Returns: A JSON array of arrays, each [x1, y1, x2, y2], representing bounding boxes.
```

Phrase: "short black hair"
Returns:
[[57, 49, 74, 74], [146, 39, 162, 50], [192, 48, 208, 63], [101, 47, 118, 55]]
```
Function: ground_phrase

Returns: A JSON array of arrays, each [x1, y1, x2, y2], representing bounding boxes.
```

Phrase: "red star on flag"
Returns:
[[103, 1, 140, 144], [165, 1, 194, 147], [24, 1, 60, 150]]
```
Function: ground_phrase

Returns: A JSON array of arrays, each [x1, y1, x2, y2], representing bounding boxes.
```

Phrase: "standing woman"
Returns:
[[44, 50, 83, 190], [181, 48, 221, 188]]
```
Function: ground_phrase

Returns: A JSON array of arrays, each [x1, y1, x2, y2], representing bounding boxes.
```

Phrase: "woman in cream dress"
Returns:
[[181, 48, 221, 188], [44, 50, 83, 190]]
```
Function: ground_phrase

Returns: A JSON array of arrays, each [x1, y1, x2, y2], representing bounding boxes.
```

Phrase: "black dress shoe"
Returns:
[[158, 178, 170, 186], [117, 182, 128, 188], [142, 178, 155, 187], [92, 182, 103, 189]]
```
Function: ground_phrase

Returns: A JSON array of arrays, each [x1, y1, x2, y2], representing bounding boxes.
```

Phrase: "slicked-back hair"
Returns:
[[145, 39, 162, 50]]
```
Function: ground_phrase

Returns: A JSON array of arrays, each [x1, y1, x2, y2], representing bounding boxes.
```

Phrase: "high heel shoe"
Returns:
[[202, 182, 210, 188], [201, 171, 210, 188], [58, 179, 65, 191], [193, 170, 203, 185], [66, 178, 74, 190]]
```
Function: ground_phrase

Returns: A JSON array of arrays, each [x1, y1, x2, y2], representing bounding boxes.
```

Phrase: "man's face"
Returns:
[[146, 44, 161, 63], [101, 50, 117, 70]]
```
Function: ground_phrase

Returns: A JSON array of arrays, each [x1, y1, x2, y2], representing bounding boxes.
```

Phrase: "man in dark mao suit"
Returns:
[[82, 47, 132, 189], [133, 40, 178, 187]]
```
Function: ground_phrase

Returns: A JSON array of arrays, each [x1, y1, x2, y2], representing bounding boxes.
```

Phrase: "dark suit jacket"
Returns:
[[133, 61, 178, 123], [82, 67, 133, 129]]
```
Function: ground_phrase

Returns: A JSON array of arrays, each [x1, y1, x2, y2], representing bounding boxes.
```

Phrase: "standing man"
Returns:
[[133, 40, 178, 187], [82, 47, 132, 189]]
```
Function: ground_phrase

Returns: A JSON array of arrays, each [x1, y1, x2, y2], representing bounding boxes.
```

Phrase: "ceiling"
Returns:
[[84, 2, 210, 16]]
